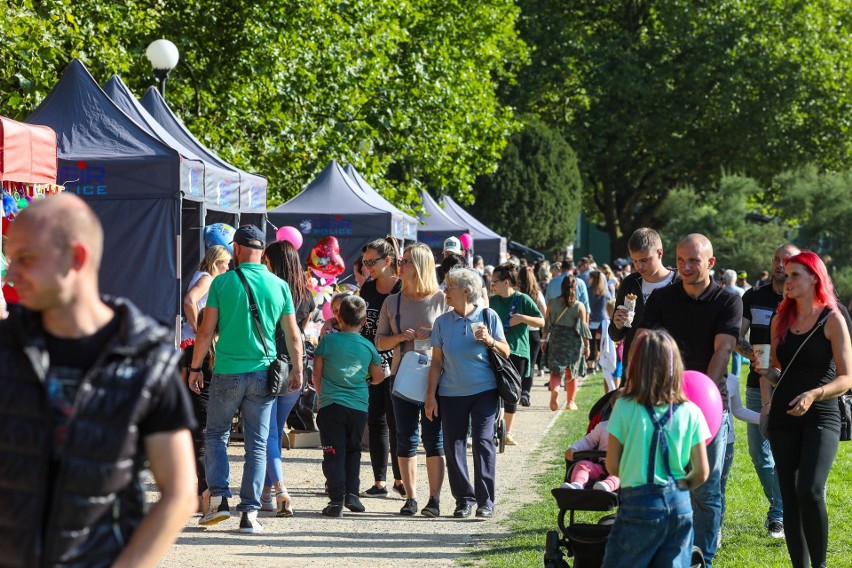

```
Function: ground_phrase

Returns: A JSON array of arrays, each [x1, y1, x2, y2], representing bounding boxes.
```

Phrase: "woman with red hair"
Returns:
[[759, 251, 852, 568]]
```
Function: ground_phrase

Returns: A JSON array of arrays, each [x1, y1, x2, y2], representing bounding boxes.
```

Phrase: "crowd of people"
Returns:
[[2, 194, 850, 568]]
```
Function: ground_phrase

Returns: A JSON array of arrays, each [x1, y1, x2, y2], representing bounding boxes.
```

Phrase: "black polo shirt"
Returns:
[[742, 284, 783, 389], [640, 279, 743, 410]]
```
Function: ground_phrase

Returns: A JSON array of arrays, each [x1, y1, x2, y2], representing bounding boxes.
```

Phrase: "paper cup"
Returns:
[[470, 322, 482, 336], [753, 344, 771, 369]]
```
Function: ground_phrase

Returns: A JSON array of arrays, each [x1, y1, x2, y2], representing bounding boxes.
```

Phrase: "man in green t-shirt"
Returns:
[[189, 225, 304, 534]]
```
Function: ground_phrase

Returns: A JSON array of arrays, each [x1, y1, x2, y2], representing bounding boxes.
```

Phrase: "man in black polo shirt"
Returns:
[[739, 243, 799, 539], [639, 233, 742, 568]]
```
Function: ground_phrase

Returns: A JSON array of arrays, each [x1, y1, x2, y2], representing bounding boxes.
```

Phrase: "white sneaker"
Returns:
[[239, 511, 264, 533], [766, 519, 784, 539], [592, 481, 613, 492], [260, 492, 275, 512], [563, 481, 583, 490]]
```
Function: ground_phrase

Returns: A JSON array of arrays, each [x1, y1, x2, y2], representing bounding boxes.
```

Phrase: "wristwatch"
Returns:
[[189, 367, 203, 373]]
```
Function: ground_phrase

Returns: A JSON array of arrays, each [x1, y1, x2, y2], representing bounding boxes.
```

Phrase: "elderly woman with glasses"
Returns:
[[425, 267, 509, 519]]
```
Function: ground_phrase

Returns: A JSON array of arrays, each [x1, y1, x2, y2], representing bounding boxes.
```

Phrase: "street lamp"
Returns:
[[145, 39, 180, 98]]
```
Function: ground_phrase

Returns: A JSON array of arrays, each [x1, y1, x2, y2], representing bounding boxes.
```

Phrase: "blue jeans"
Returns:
[[602, 481, 694, 568], [265, 389, 301, 486], [745, 387, 783, 523], [720, 414, 735, 523], [691, 410, 729, 568], [205, 371, 274, 512], [391, 393, 444, 458]]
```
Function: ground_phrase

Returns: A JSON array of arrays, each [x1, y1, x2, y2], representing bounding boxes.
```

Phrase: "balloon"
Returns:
[[683, 370, 723, 444], [459, 232, 474, 250], [322, 301, 334, 320], [203, 223, 236, 253], [307, 236, 345, 279], [275, 226, 303, 249]]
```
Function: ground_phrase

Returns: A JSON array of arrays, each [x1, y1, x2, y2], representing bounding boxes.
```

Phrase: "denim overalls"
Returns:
[[602, 403, 695, 568]]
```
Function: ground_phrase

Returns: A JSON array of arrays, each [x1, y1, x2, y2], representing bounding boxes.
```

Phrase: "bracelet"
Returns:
[[189, 367, 203, 373], [818, 386, 826, 401]]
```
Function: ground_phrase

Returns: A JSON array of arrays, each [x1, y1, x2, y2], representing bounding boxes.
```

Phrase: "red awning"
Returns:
[[0, 116, 58, 184]]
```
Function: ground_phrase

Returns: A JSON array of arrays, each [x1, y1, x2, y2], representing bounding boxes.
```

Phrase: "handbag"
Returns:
[[482, 308, 522, 404], [838, 392, 852, 442], [388, 294, 431, 404], [236, 268, 288, 396], [392, 351, 431, 404], [759, 312, 829, 438]]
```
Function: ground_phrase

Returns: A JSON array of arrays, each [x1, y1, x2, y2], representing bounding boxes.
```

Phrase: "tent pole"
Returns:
[[176, 193, 183, 348]]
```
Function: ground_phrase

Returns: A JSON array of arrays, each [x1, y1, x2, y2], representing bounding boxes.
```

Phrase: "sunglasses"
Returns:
[[362, 256, 386, 267], [398, 258, 413, 266]]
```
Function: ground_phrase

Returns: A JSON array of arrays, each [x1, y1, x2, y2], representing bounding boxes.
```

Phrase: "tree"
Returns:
[[507, 0, 852, 260], [1, 0, 527, 208], [656, 174, 788, 279], [772, 166, 852, 299], [469, 116, 581, 251]]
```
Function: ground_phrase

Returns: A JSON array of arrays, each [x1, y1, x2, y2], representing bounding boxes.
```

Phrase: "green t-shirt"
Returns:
[[206, 263, 294, 374], [314, 331, 381, 412], [607, 397, 710, 488], [489, 292, 542, 362]]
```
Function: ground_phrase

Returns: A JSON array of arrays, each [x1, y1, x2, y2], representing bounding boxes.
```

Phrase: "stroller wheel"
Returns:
[[543, 530, 568, 568], [495, 417, 506, 453]]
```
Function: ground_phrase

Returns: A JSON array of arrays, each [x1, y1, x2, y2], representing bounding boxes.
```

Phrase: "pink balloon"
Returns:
[[459, 232, 474, 250], [275, 226, 303, 249], [322, 301, 334, 320], [683, 370, 723, 444]]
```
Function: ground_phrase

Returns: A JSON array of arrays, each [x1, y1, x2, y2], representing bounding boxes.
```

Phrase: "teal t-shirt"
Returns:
[[315, 332, 381, 412], [607, 396, 710, 488], [206, 263, 294, 374], [489, 292, 542, 362]]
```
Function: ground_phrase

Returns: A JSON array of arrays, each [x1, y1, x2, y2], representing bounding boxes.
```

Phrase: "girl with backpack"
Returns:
[[601, 329, 710, 568]]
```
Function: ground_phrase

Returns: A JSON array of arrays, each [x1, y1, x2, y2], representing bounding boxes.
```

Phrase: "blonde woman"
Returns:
[[376, 243, 447, 517], [181, 245, 231, 342]]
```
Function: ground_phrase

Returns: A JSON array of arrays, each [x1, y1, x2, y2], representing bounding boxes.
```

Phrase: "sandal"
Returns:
[[276, 492, 294, 517], [260, 491, 275, 512]]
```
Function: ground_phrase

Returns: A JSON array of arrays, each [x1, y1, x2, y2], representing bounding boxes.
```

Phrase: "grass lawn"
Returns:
[[466, 371, 852, 567]]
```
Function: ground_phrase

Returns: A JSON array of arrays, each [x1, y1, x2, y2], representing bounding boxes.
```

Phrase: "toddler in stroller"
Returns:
[[562, 420, 619, 493]]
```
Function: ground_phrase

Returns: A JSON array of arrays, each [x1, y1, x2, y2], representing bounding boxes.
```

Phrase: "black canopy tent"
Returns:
[[440, 195, 507, 266], [141, 87, 268, 280], [343, 164, 418, 242], [417, 189, 467, 258], [102, 75, 244, 296], [26, 59, 187, 328], [268, 160, 407, 280]]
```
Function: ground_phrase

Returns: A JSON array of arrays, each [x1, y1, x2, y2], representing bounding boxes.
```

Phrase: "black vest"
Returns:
[[0, 298, 181, 568]]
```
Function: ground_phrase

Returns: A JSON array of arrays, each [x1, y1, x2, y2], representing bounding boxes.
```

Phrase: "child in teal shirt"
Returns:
[[602, 329, 710, 568], [313, 295, 384, 517]]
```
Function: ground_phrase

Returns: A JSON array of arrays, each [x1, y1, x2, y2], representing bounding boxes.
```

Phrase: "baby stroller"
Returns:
[[543, 391, 706, 568]]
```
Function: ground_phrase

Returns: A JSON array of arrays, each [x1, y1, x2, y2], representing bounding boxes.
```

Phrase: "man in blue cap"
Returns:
[[189, 225, 304, 533]]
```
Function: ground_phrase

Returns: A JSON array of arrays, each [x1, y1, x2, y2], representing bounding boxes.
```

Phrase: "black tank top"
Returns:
[[359, 278, 402, 371], [771, 308, 839, 433]]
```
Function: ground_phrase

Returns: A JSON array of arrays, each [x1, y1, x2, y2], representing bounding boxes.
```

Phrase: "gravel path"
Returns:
[[153, 376, 578, 567]]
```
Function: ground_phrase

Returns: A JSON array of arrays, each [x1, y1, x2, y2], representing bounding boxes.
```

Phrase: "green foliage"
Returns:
[[657, 174, 789, 279], [771, 166, 852, 300], [1, 0, 527, 208], [508, 0, 852, 258], [469, 116, 581, 251]]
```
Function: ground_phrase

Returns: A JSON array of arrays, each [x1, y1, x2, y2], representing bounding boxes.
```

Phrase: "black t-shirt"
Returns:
[[359, 278, 402, 371], [640, 280, 743, 409], [46, 314, 194, 459], [742, 284, 784, 388]]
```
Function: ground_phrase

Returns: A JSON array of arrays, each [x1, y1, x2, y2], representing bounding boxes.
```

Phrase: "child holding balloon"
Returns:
[[601, 329, 711, 568]]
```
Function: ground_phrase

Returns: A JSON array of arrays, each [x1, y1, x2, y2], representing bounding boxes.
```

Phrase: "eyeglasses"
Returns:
[[398, 258, 413, 266], [362, 256, 386, 267]]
